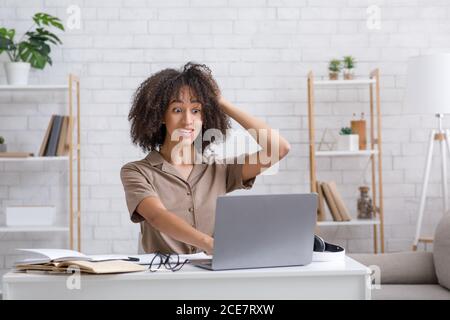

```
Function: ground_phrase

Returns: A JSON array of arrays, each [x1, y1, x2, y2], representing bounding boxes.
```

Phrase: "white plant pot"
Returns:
[[4, 62, 31, 85], [343, 68, 355, 80], [0, 144, 7, 152], [337, 134, 359, 151]]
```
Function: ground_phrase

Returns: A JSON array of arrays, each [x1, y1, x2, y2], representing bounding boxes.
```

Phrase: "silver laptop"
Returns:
[[190, 193, 318, 271]]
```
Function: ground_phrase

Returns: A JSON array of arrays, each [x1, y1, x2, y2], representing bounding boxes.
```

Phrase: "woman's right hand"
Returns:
[[203, 236, 214, 256]]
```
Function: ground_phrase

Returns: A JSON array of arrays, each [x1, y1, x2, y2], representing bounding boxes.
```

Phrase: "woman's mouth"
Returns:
[[178, 129, 195, 138]]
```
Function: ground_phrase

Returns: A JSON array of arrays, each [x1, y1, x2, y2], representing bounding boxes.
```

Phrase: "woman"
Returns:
[[120, 62, 291, 255]]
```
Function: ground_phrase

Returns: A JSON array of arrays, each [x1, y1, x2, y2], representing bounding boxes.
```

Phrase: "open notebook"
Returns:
[[15, 260, 146, 274], [15, 248, 134, 265], [14, 249, 146, 274]]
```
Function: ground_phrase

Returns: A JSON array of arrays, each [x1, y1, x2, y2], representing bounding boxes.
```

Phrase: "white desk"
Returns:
[[2, 256, 371, 300]]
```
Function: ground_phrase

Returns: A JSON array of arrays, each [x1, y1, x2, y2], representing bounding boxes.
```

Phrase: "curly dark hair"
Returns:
[[128, 62, 231, 153]]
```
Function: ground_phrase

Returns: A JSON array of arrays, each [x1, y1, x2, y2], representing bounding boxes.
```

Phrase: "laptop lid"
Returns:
[[211, 193, 318, 270]]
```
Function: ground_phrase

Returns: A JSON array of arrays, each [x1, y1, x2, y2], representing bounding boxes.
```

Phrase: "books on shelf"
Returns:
[[39, 114, 70, 157], [14, 249, 146, 274], [317, 181, 352, 222], [56, 116, 69, 156], [316, 181, 327, 222], [321, 181, 342, 221], [328, 181, 352, 221]]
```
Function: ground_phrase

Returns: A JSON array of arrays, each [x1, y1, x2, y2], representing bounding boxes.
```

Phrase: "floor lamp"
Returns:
[[405, 54, 450, 251]]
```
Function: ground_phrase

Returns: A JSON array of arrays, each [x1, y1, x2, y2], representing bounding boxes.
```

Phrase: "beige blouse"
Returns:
[[120, 150, 256, 254]]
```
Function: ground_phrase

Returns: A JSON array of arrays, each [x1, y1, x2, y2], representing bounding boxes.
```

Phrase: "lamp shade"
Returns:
[[405, 53, 450, 115]]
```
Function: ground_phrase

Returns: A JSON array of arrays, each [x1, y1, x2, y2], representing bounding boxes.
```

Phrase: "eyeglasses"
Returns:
[[148, 252, 189, 272]]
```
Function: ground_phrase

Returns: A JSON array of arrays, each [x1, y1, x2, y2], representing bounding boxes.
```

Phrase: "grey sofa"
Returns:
[[350, 214, 450, 300]]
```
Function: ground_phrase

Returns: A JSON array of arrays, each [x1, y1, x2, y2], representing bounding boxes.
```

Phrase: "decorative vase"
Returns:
[[329, 72, 339, 80], [4, 62, 30, 85], [357, 186, 374, 219], [351, 119, 367, 150], [337, 134, 359, 151], [0, 144, 6, 152], [343, 68, 354, 80]]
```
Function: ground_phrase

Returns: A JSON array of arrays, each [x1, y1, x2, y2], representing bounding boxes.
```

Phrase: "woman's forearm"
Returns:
[[148, 209, 213, 254], [219, 97, 291, 157]]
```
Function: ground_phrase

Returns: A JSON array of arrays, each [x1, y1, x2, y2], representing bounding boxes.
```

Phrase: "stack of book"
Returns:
[[14, 249, 146, 274], [316, 181, 352, 222], [39, 114, 71, 157]]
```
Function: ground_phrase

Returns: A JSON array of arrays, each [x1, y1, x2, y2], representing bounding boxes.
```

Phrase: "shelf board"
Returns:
[[0, 226, 69, 233], [0, 156, 69, 162], [313, 79, 375, 86], [315, 150, 378, 157], [0, 85, 68, 91], [317, 219, 380, 227]]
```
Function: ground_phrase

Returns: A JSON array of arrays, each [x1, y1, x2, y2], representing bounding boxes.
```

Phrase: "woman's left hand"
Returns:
[[217, 95, 231, 113]]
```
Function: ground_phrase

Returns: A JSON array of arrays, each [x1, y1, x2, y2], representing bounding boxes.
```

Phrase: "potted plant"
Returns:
[[343, 55, 356, 80], [337, 127, 359, 151], [0, 13, 64, 85], [328, 59, 341, 80], [0, 136, 6, 152]]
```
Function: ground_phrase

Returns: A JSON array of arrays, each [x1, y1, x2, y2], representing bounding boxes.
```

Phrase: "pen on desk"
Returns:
[[127, 257, 140, 262]]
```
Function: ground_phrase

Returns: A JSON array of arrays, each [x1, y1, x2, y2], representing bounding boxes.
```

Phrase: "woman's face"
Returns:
[[163, 85, 203, 146]]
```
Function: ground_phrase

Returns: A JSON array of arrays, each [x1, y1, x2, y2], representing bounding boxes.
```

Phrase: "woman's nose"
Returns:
[[182, 111, 193, 125]]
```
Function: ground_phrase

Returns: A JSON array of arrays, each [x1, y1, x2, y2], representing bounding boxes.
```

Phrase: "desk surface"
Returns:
[[2, 256, 371, 300], [4, 256, 369, 281]]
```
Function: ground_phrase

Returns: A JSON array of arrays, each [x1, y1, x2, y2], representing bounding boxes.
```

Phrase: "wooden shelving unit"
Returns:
[[0, 74, 81, 251], [307, 69, 385, 253]]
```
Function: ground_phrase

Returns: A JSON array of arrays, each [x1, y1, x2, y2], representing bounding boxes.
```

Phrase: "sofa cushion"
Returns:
[[372, 284, 450, 300], [434, 214, 450, 290], [350, 252, 438, 284]]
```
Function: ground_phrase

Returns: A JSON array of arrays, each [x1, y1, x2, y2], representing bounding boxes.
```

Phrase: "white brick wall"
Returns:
[[1, 0, 450, 284]]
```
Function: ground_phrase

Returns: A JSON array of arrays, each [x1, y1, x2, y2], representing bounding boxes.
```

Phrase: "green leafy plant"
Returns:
[[328, 59, 342, 73], [0, 13, 64, 69], [339, 127, 353, 135], [343, 56, 356, 69], [0, 136, 4, 144]]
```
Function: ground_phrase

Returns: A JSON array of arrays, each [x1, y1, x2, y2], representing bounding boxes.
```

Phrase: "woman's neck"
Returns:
[[160, 142, 196, 166]]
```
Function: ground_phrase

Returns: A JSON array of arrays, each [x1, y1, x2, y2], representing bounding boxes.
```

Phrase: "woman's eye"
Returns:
[[192, 109, 201, 114], [173, 107, 182, 113]]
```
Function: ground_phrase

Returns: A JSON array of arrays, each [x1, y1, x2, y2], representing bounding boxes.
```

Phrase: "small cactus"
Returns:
[[340, 127, 353, 135], [0, 136, 4, 144]]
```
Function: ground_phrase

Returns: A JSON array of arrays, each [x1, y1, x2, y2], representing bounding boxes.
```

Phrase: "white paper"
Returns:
[[179, 252, 211, 261], [130, 252, 211, 265], [87, 254, 133, 262]]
